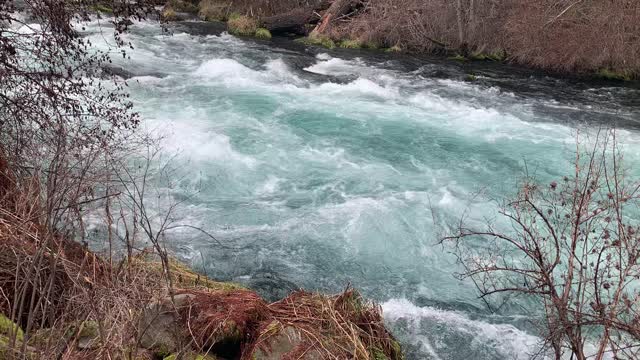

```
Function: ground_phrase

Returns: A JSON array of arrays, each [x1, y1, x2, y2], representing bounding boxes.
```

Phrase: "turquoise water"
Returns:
[[82, 19, 640, 359]]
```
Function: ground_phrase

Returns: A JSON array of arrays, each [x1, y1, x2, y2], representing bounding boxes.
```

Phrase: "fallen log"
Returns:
[[310, 0, 357, 36], [261, 0, 331, 35]]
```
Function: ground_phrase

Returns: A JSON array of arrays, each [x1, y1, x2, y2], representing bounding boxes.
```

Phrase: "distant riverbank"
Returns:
[[156, 0, 640, 82]]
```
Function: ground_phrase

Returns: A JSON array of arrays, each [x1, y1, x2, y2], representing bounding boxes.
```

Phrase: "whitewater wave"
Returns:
[[382, 298, 543, 360]]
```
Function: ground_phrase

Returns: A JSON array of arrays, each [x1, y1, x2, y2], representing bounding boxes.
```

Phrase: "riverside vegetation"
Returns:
[[0, 0, 402, 359], [2, 0, 640, 359], [156, 0, 640, 80]]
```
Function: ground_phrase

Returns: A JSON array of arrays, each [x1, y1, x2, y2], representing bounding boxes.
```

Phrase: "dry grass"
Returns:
[[0, 150, 403, 359], [324, 0, 640, 77], [198, 0, 319, 20], [251, 288, 403, 360], [227, 15, 259, 36]]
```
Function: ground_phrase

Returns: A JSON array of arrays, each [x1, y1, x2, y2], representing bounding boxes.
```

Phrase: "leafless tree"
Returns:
[[444, 129, 640, 360]]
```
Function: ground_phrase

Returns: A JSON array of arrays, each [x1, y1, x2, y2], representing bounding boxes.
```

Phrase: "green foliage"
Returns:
[[596, 68, 632, 81], [298, 36, 336, 49], [339, 39, 362, 49], [0, 314, 23, 342], [255, 28, 272, 40], [228, 15, 259, 36]]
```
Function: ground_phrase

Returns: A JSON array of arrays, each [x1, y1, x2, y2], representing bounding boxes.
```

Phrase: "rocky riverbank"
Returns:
[[0, 241, 403, 359]]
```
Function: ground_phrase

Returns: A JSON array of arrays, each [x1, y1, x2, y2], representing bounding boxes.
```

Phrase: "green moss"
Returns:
[[339, 39, 362, 49], [155, 343, 172, 358], [0, 314, 23, 342], [228, 15, 259, 36], [448, 54, 467, 62], [78, 320, 99, 339], [488, 50, 507, 61], [137, 256, 244, 291], [255, 28, 272, 40], [470, 53, 488, 61], [297, 36, 336, 49], [227, 12, 242, 21], [465, 74, 477, 81], [470, 50, 505, 62], [597, 68, 632, 81], [92, 4, 114, 14], [370, 347, 389, 360], [390, 339, 403, 359]]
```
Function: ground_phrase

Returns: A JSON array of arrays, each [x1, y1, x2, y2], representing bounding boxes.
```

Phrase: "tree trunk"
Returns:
[[456, 0, 465, 46], [261, 0, 331, 35], [310, 0, 356, 37]]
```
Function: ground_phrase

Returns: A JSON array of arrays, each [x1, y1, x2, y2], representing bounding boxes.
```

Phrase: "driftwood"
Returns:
[[261, 0, 332, 35], [310, 0, 357, 36]]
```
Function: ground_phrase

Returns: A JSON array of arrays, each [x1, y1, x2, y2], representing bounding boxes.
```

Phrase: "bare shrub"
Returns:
[[444, 130, 640, 359], [504, 0, 640, 75], [327, 0, 640, 76]]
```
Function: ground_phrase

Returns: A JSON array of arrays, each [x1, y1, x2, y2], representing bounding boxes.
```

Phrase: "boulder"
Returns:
[[252, 321, 320, 360], [139, 293, 197, 355], [76, 321, 100, 350]]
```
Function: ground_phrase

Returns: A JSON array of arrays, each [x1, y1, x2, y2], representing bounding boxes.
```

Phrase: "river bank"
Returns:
[[155, 0, 640, 82], [0, 225, 403, 360]]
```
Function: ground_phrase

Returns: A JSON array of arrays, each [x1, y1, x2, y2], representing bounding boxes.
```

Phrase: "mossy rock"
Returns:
[[76, 320, 100, 349], [297, 36, 336, 49], [339, 39, 362, 49], [465, 74, 477, 81], [0, 318, 36, 359], [0, 314, 24, 342], [134, 255, 244, 292], [228, 15, 259, 36], [255, 28, 272, 40]]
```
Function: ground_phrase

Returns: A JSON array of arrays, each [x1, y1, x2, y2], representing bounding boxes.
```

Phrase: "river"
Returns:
[[84, 19, 640, 359]]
